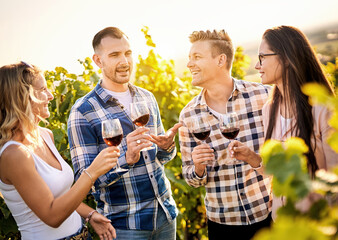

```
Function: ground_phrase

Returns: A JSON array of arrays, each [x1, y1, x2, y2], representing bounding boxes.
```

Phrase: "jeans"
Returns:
[[114, 205, 176, 240]]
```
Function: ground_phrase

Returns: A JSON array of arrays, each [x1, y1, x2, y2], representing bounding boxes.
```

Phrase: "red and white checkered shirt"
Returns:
[[179, 79, 272, 225]]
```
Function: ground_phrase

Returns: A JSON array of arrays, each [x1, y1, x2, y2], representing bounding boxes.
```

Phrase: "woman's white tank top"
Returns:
[[0, 129, 82, 239]]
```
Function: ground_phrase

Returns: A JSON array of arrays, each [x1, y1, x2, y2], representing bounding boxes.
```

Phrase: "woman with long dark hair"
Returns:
[[0, 62, 118, 239], [229, 25, 338, 219]]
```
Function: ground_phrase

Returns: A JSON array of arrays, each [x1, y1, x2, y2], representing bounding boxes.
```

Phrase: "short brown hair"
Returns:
[[189, 30, 234, 69], [92, 27, 128, 51]]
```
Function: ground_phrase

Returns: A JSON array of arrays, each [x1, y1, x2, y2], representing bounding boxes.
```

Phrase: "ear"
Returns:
[[217, 54, 227, 67], [93, 53, 102, 68]]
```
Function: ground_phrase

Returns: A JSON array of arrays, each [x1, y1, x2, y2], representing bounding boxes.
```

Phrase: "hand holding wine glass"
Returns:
[[220, 112, 241, 164], [102, 119, 128, 173], [190, 117, 214, 165], [130, 101, 154, 150]]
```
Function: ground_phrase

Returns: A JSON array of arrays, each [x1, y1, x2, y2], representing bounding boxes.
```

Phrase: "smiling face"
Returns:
[[93, 36, 133, 90], [187, 40, 219, 88], [255, 39, 283, 87], [31, 74, 54, 120]]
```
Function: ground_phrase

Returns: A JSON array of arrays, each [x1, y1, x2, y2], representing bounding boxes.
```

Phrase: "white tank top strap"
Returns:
[[0, 140, 24, 156]]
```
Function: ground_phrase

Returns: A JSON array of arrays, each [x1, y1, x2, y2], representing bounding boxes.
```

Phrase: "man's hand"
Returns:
[[192, 144, 214, 177], [151, 123, 183, 150], [125, 127, 153, 165]]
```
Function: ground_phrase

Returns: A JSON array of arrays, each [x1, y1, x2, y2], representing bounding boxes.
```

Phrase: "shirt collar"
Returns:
[[95, 80, 137, 103], [191, 78, 242, 108]]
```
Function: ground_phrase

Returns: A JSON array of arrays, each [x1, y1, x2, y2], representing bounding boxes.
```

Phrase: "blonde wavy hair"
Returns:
[[0, 62, 42, 147]]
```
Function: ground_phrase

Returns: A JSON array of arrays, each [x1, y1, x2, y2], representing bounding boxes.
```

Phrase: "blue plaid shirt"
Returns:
[[68, 82, 177, 230]]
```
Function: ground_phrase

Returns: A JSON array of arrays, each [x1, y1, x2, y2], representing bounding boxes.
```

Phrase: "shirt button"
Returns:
[[121, 105, 124, 109], [209, 112, 212, 115], [145, 156, 148, 159], [150, 175, 153, 178]]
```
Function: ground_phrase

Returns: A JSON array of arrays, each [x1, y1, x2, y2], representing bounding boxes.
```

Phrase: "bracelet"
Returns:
[[85, 210, 97, 223], [164, 141, 175, 152], [83, 169, 94, 186]]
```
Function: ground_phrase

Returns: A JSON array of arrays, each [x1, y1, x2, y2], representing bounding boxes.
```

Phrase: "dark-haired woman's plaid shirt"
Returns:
[[179, 79, 272, 225]]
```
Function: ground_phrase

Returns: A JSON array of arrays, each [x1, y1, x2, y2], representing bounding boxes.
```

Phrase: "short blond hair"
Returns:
[[189, 30, 234, 70]]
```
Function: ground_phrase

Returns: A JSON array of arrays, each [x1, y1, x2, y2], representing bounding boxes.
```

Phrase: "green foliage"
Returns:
[[0, 197, 20, 239], [262, 138, 311, 201], [322, 57, 338, 88], [254, 216, 332, 240], [257, 137, 338, 239], [231, 46, 251, 80], [41, 58, 100, 163]]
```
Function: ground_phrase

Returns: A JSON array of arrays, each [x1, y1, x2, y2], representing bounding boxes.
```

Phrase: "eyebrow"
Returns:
[[189, 52, 201, 58], [108, 51, 120, 56], [108, 49, 132, 56]]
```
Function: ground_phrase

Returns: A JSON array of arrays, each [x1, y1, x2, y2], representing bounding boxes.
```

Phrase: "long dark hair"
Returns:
[[263, 26, 334, 176]]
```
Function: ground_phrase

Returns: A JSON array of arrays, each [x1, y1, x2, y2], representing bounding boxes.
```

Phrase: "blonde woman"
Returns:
[[0, 62, 118, 239]]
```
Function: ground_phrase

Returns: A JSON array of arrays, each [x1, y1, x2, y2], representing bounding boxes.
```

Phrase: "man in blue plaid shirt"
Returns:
[[68, 27, 181, 240]]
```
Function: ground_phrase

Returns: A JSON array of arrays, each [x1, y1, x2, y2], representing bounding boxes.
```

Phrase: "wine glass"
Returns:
[[101, 119, 128, 173], [190, 117, 212, 164], [130, 101, 154, 150], [219, 112, 241, 164]]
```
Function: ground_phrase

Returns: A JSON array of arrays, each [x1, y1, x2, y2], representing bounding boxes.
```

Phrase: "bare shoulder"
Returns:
[[1, 144, 34, 168], [1, 144, 35, 183]]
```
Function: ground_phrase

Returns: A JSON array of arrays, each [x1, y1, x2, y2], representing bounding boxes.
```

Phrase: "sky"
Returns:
[[1, 0, 338, 74]]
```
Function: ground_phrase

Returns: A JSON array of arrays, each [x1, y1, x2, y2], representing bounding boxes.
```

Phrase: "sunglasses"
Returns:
[[258, 53, 277, 66]]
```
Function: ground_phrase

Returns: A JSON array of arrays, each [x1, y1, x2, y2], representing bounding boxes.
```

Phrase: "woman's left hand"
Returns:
[[90, 212, 116, 240]]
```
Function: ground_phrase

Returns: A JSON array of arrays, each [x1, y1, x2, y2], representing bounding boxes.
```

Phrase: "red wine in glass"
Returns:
[[220, 112, 241, 164], [101, 119, 127, 173], [130, 102, 154, 151], [133, 113, 150, 127], [221, 128, 240, 140], [193, 130, 211, 141], [190, 117, 213, 164], [104, 134, 123, 146]]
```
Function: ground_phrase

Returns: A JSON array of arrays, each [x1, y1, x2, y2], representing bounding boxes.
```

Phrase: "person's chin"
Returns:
[[115, 75, 130, 83], [191, 80, 203, 87], [191, 77, 200, 85]]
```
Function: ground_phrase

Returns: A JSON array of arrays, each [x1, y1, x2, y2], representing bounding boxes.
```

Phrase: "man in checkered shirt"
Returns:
[[179, 30, 272, 240], [68, 27, 181, 240]]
